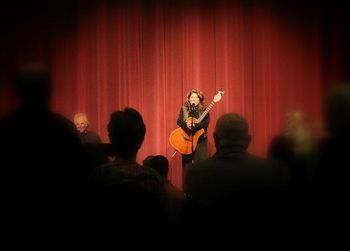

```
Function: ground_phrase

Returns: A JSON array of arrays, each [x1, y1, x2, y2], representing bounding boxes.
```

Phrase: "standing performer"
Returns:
[[169, 89, 224, 190], [174, 90, 209, 190]]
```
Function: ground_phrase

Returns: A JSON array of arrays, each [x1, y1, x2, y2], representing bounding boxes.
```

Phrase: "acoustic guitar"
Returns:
[[169, 90, 224, 155]]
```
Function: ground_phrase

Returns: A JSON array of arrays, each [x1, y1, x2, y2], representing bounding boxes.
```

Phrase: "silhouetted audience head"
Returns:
[[284, 110, 304, 135], [142, 155, 154, 167], [143, 155, 169, 180], [268, 109, 314, 162], [1, 62, 89, 193], [268, 135, 294, 164], [108, 107, 146, 159], [325, 83, 350, 137], [12, 62, 51, 109], [213, 113, 251, 149]]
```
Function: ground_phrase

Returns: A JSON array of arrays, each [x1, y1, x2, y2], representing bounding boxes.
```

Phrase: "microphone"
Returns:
[[190, 102, 196, 112]]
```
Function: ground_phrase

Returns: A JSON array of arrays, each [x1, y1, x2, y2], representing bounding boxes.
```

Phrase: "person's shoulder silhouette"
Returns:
[[0, 62, 88, 191]]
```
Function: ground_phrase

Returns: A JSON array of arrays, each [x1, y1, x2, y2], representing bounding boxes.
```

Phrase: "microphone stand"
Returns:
[[190, 104, 196, 165]]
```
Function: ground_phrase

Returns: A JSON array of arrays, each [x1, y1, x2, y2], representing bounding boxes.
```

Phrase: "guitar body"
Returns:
[[169, 128, 205, 155]]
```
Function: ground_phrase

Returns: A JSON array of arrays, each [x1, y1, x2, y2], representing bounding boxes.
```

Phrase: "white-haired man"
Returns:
[[74, 113, 102, 144]]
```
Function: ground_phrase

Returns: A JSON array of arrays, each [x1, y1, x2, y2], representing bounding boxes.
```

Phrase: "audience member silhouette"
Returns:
[[182, 113, 290, 247], [73, 112, 102, 144], [89, 108, 163, 192], [269, 111, 314, 162], [143, 155, 185, 229], [87, 108, 169, 247], [0, 62, 89, 246], [314, 83, 350, 209], [73, 113, 108, 169], [0, 63, 88, 191], [268, 110, 317, 198], [298, 83, 350, 246]]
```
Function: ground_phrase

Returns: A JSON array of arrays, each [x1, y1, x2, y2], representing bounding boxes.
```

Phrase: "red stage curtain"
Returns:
[[2, 0, 347, 189]]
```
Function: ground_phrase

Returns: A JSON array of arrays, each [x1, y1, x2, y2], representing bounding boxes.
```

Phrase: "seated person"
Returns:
[[74, 112, 102, 144]]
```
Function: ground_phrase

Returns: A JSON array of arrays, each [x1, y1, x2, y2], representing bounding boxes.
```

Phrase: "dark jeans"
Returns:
[[182, 137, 208, 191]]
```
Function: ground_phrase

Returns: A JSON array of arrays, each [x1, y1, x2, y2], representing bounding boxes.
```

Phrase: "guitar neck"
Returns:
[[197, 101, 215, 123]]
